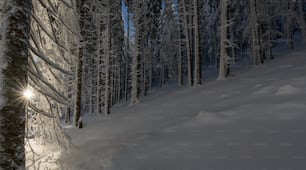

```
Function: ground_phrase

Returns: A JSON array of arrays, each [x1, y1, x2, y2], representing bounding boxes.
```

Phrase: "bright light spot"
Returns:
[[23, 89, 33, 100]]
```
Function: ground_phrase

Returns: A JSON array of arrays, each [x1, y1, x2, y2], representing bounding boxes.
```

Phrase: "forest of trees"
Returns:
[[0, 0, 305, 169]]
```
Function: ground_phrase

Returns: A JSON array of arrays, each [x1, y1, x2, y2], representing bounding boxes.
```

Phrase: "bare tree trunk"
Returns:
[[286, 16, 294, 49], [125, 0, 130, 102], [74, 48, 82, 127], [250, 0, 261, 65], [125, 62, 128, 102], [286, 1, 294, 49], [149, 49, 153, 91], [141, 52, 146, 96], [160, 64, 165, 87], [182, 0, 192, 86], [258, 25, 264, 63], [218, 0, 228, 80], [130, 2, 141, 105], [297, 0, 306, 40], [193, 0, 201, 85], [268, 19, 274, 59], [177, 1, 183, 86], [149, 66, 152, 91], [178, 21, 183, 86], [117, 64, 121, 103], [96, 23, 100, 114], [131, 50, 140, 105], [0, 0, 32, 168], [104, 0, 111, 115], [74, 0, 84, 127]]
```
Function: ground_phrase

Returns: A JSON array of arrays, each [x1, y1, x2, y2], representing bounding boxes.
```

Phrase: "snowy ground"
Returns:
[[62, 44, 306, 169]]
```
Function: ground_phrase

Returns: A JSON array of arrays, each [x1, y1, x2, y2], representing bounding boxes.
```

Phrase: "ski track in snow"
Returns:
[[63, 47, 306, 170]]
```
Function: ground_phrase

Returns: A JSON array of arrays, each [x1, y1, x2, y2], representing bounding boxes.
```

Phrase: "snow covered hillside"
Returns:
[[63, 46, 306, 170]]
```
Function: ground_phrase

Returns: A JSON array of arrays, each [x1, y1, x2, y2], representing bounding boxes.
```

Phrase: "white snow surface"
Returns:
[[62, 47, 306, 170]]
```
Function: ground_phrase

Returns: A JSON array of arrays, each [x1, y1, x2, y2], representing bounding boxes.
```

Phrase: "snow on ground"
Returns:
[[62, 44, 306, 169]]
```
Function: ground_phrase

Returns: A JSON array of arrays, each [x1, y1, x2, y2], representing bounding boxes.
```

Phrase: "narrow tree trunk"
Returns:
[[258, 25, 264, 63], [117, 64, 121, 103], [268, 19, 274, 59], [125, 62, 128, 102], [96, 15, 101, 114], [160, 64, 164, 87], [286, 1, 294, 49], [74, 0, 83, 125], [130, 2, 141, 105], [178, 22, 183, 86], [74, 48, 82, 127], [182, 0, 192, 86], [297, 0, 306, 40], [177, 1, 183, 86], [141, 53, 146, 96], [0, 0, 32, 168], [218, 0, 228, 80], [104, 1, 111, 115], [125, 0, 130, 102], [131, 51, 139, 105], [286, 16, 294, 49], [193, 0, 201, 85], [149, 65, 152, 91], [250, 0, 261, 65], [149, 49, 153, 91]]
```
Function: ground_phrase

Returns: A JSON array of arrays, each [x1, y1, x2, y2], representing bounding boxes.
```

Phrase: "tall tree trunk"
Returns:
[[125, 0, 130, 102], [286, 1, 294, 49], [96, 16, 101, 114], [218, 0, 228, 80], [74, 0, 84, 127], [117, 65, 121, 103], [297, 0, 306, 40], [130, 2, 141, 105], [258, 24, 264, 63], [182, 0, 192, 86], [193, 0, 201, 85], [286, 16, 294, 49], [74, 48, 82, 127], [104, 0, 111, 115], [250, 0, 261, 65], [178, 20, 183, 86], [268, 18, 274, 59], [0, 0, 32, 168]]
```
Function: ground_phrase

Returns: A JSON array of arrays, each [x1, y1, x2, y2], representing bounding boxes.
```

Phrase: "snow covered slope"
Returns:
[[63, 46, 306, 170]]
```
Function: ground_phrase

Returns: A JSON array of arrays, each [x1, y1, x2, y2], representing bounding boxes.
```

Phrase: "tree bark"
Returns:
[[193, 0, 201, 85], [74, 29, 83, 127], [286, 1, 294, 50], [0, 0, 32, 168], [178, 19, 183, 86], [250, 0, 262, 65], [130, 1, 141, 105], [104, 1, 111, 115], [297, 0, 306, 40], [182, 0, 193, 86], [218, 0, 228, 80]]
